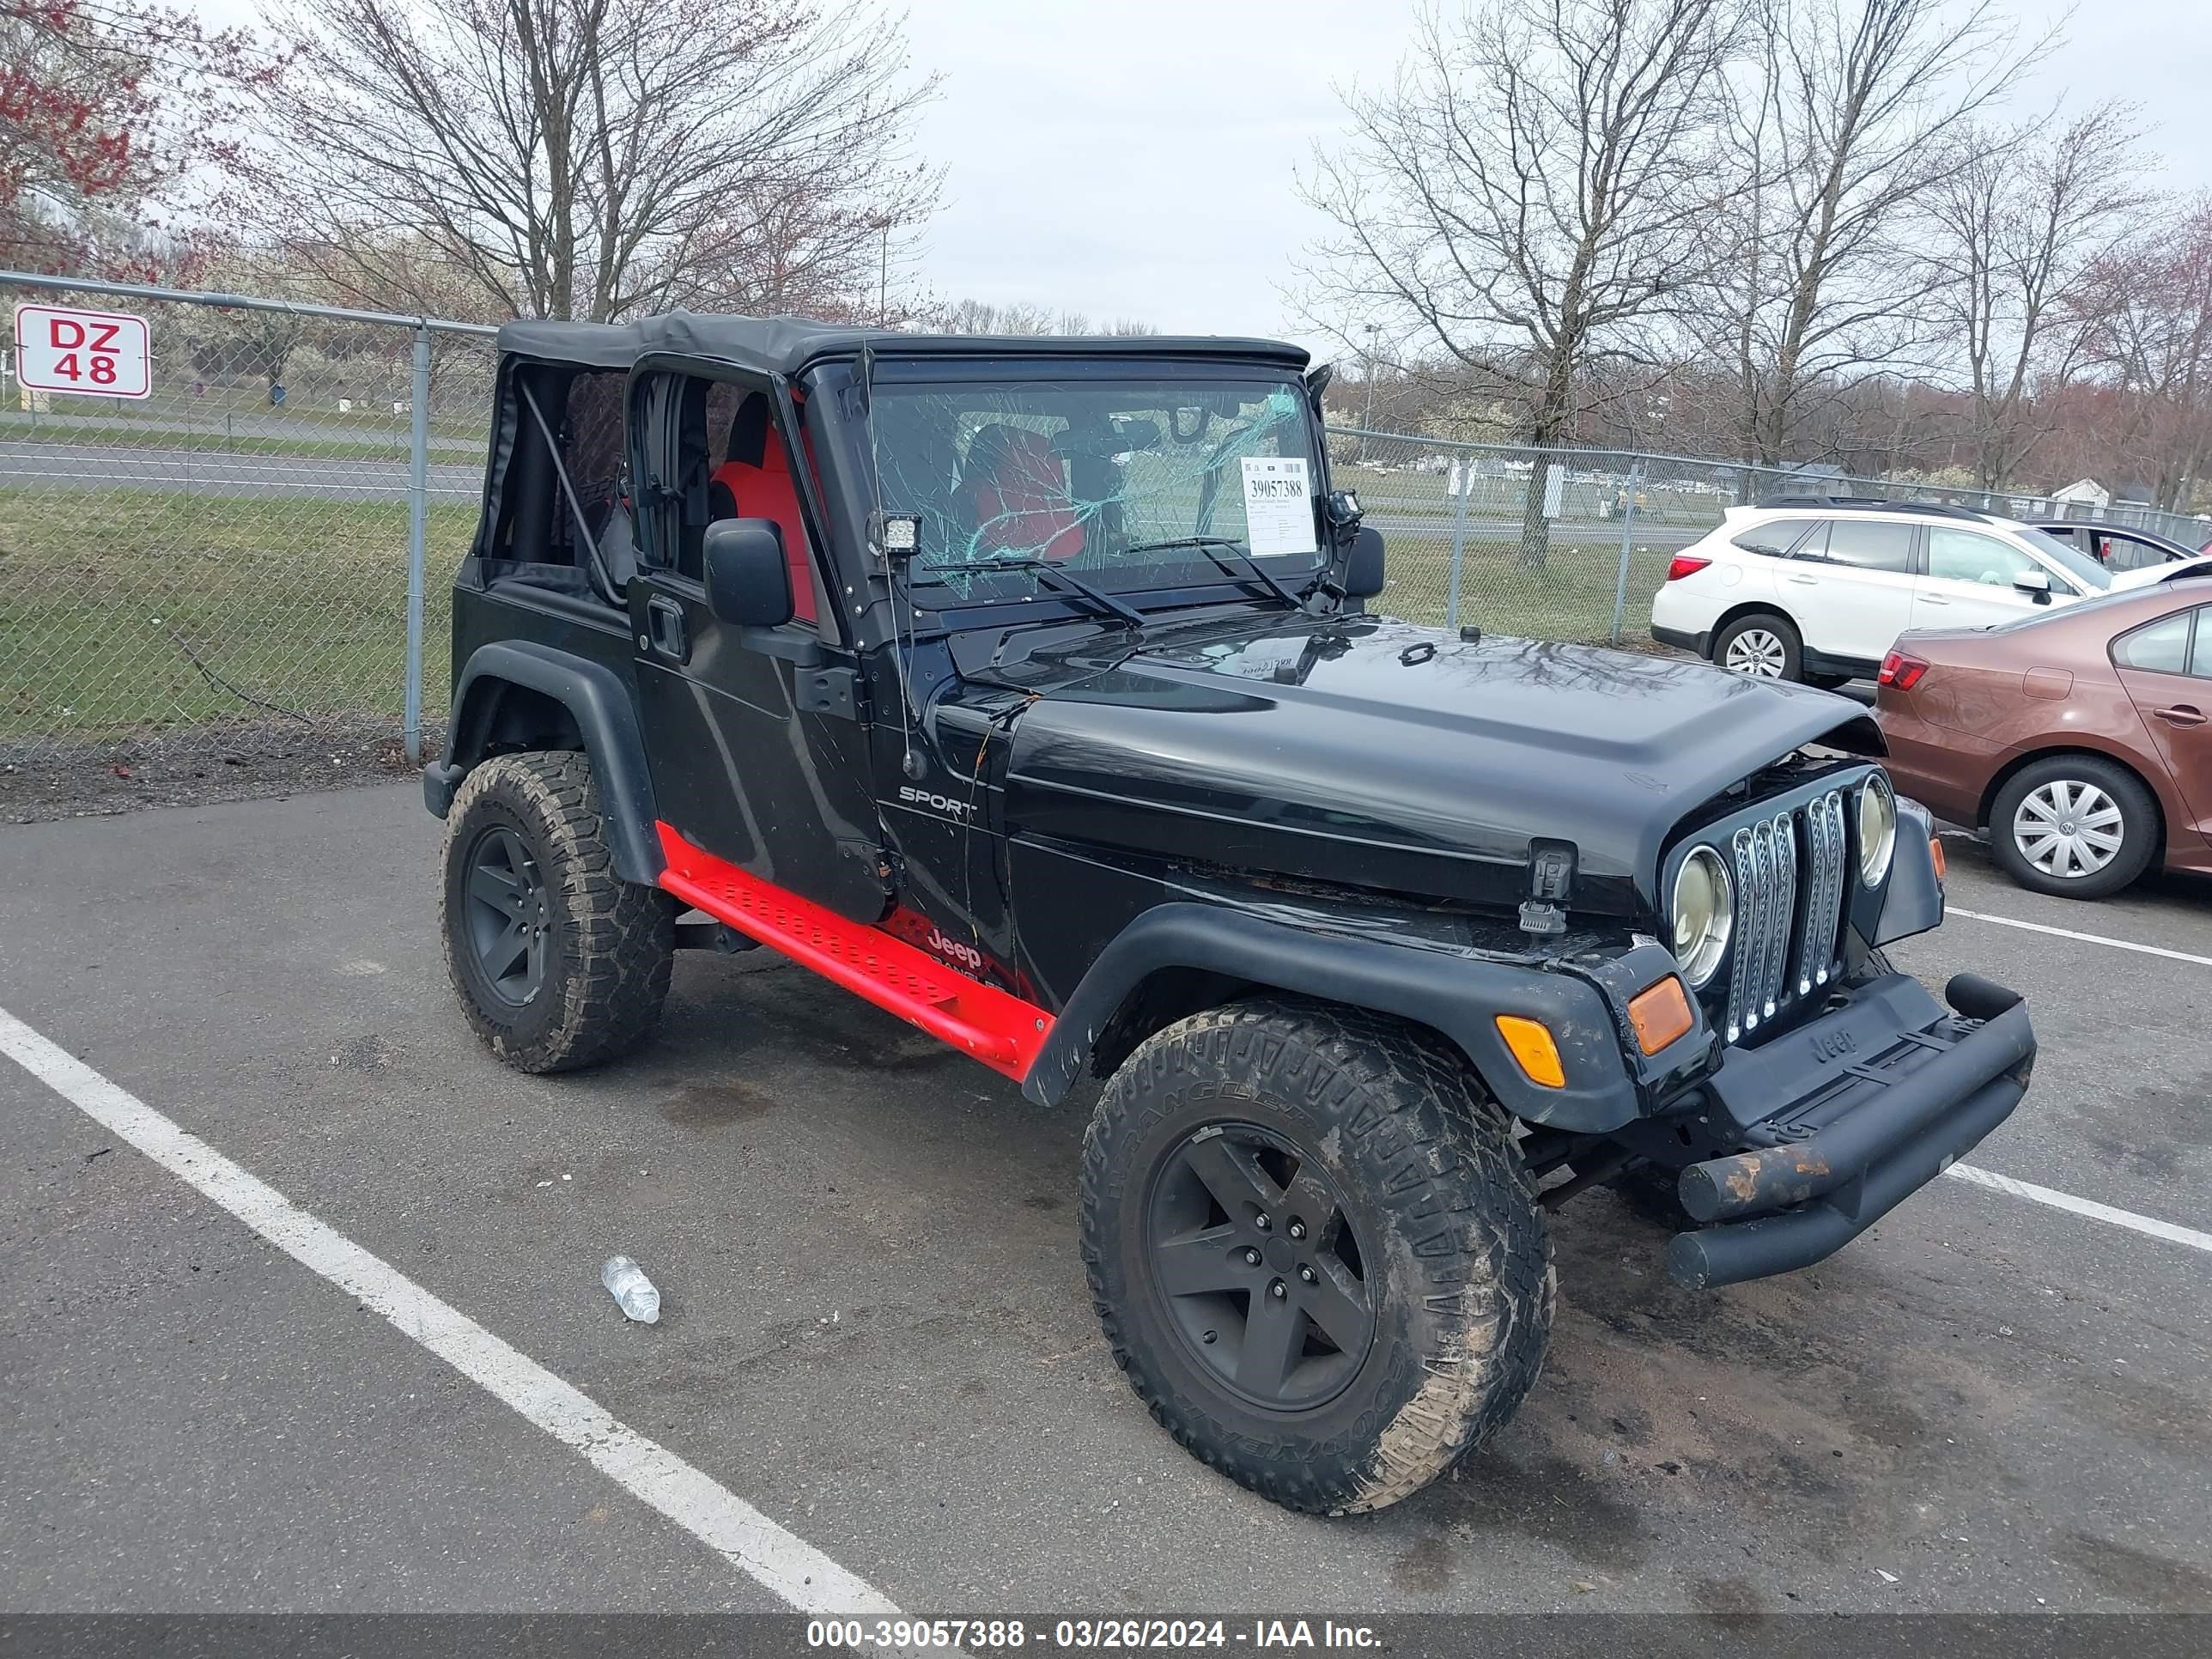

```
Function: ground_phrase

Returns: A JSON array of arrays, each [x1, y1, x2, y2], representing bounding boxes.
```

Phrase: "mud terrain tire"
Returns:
[[1080, 997, 1554, 1515], [440, 750, 673, 1073]]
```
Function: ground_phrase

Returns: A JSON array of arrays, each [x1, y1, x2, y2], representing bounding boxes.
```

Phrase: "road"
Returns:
[[0, 440, 482, 503], [1, 783, 2207, 1627], [0, 441, 1711, 550]]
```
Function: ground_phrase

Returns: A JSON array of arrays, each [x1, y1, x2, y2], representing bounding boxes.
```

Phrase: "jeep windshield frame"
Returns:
[[858, 357, 1333, 615]]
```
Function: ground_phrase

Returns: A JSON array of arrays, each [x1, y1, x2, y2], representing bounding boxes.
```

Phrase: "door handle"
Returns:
[[2154, 704, 2207, 727], [1919, 595, 1949, 605], [646, 595, 689, 663], [1785, 574, 1817, 586]]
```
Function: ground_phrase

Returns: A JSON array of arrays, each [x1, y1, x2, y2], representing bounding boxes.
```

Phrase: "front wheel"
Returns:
[[439, 750, 674, 1072], [1989, 755, 2158, 899], [1079, 998, 1554, 1515]]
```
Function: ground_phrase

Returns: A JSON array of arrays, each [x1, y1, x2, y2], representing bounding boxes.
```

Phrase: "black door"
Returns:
[[629, 371, 887, 921]]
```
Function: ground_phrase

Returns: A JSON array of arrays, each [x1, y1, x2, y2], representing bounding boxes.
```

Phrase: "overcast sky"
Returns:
[[192, 0, 2209, 344], [901, 0, 2211, 348]]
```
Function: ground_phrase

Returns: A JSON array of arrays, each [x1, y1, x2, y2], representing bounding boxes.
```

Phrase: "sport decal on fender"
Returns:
[[896, 784, 976, 821]]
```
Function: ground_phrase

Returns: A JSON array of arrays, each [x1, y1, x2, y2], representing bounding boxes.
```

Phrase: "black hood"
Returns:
[[1000, 616, 1880, 915]]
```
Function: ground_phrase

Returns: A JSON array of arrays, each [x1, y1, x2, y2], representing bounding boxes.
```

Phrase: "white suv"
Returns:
[[1650, 498, 2186, 684]]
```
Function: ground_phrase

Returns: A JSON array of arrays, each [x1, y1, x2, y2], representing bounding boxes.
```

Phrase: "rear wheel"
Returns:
[[1712, 612, 1802, 682], [1080, 998, 1554, 1515], [440, 751, 674, 1071], [1989, 755, 2158, 900]]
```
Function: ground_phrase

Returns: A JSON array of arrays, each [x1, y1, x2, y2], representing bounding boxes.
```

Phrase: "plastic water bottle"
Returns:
[[601, 1255, 661, 1324]]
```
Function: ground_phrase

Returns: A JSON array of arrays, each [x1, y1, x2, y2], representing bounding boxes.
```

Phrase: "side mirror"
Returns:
[[2014, 568, 2052, 604], [703, 518, 793, 628], [1343, 524, 1387, 599]]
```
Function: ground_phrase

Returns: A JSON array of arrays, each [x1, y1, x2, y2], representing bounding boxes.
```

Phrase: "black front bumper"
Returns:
[[1662, 972, 2034, 1289]]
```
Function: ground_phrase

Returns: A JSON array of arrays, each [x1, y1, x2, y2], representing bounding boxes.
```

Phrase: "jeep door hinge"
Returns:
[[796, 662, 860, 719]]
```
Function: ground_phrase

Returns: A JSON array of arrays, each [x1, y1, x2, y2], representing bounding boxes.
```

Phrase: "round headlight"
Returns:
[[1858, 774, 1897, 887], [1671, 846, 1734, 988]]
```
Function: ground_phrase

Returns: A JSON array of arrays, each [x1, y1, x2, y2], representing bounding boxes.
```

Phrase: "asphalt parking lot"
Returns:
[[2, 782, 2208, 1619]]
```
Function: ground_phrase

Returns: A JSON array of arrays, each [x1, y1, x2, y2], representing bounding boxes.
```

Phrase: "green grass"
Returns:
[[0, 483, 1675, 750], [0, 486, 476, 740], [0, 423, 481, 464], [1376, 532, 1676, 645], [7, 377, 491, 442]]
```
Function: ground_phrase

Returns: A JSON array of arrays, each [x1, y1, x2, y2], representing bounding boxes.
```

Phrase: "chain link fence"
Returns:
[[1327, 428, 2212, 647], [2, 271, 495, 811], [7, 271, 2208, 811]]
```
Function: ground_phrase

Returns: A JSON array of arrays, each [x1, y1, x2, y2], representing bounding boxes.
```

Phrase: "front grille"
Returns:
[[1723, 787, 1849, 1042]]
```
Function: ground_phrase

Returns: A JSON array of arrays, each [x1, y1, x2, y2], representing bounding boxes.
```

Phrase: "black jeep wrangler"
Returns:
[[426, 314, 2036, 1515]]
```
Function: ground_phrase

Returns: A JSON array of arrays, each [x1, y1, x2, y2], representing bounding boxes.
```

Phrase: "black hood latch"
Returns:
[[1520, 838, 1578, 938]]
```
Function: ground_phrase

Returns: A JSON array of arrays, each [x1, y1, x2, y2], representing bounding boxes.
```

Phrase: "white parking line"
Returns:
[[1947, 1163, 2212, 1255], [1946, 906, 2212, 969], [0, 1005, 900, 1619]]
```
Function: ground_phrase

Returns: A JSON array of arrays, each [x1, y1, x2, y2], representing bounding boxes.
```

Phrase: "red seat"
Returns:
[[960, 425, 1084, 562], [710, 393, 817, 623]]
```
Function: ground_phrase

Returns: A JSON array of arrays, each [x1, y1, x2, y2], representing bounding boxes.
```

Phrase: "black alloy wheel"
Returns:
[[438, 750, 673, 1073], [1081, 997, 1554, 1514], [461, 824, 552, 1006], [1144, 1123, 1376, 1412]]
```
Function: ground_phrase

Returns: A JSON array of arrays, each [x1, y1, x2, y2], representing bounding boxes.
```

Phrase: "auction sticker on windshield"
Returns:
[[1241, 456, 1316, 557]]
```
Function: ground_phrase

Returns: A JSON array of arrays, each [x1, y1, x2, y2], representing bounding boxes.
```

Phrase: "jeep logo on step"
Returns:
[[1809, 1029, 1857, 1063], [897, 785, 975, 820], [926, 928, 984, 972]]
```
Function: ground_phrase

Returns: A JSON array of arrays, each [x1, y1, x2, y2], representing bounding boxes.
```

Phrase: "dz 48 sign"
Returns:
[[12, 303, 153, 399]]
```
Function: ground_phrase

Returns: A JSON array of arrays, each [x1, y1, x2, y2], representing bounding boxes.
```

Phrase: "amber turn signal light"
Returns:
[[1494, 1015, 1565, 1088], [1930, 837, 1948, 881], [1627, 975, 1694, 1055]]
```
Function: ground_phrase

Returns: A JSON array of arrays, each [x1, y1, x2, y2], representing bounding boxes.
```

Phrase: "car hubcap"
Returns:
[[464, 826, 550, 1005], [2014, 781, 2124, 878], [1144, 1124, 1375, 1411], [1724, 629, 1787, 677]]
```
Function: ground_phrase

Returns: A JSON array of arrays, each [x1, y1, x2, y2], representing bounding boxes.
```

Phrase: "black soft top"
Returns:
[[494, 312, 1310, 377]]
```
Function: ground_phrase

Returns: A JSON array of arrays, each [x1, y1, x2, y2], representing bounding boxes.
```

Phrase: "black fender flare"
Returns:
[[1020, 902, 1667, 1133], [1873, 797, 1944, 946], [422, 641, 662, 884]]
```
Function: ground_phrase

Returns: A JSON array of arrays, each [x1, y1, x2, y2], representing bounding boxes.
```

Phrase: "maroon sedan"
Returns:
[[1876, 577, 2212, 898]]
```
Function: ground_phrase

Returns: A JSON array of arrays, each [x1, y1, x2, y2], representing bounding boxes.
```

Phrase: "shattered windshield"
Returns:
[[868, 373, 1325, 606]]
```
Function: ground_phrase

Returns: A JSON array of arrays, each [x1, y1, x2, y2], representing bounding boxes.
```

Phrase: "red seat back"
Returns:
[[710, 393, 817, 623], [961, 425, 1084, 562]]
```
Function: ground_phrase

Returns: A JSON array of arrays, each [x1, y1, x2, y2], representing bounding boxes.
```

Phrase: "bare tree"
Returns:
[[1922, 103, 2155, 489], [1706, 0, 2051, 470], [916, 299, 1159, 336], [1297, 0, 1742, 565], [239, 0, 939, 322], [2, 1, 268, 271], [670, 175, 939, 324], [2072, 198, 2212, 511]]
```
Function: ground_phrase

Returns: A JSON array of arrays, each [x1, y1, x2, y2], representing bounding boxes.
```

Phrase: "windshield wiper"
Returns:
[[1123, 536, 1316, 614], [935, 556, 1147, 627]]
